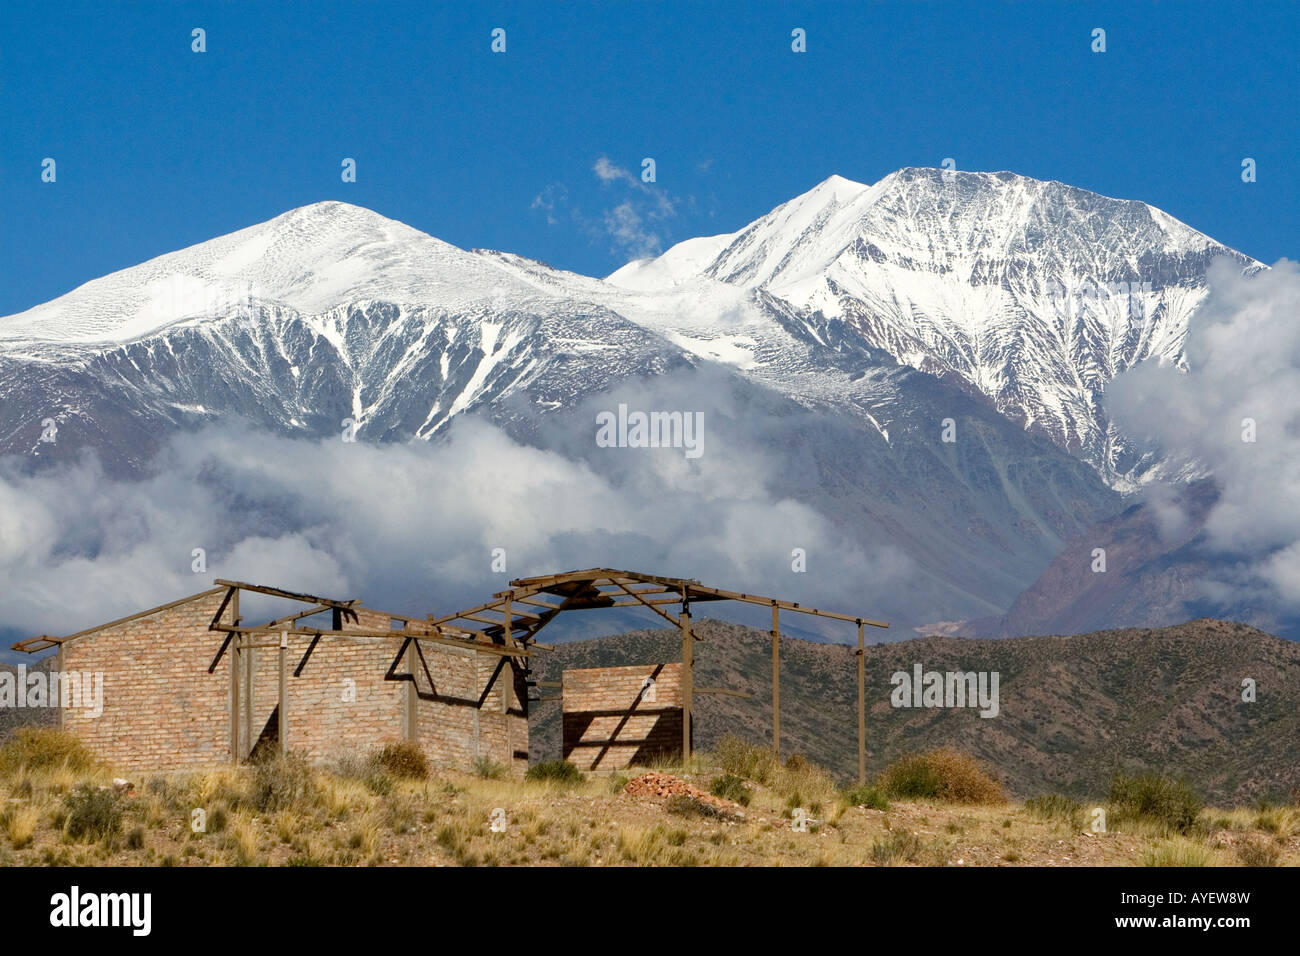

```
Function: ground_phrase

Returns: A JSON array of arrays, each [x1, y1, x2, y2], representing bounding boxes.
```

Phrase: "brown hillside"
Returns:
[[530, 618, 1300, 804]]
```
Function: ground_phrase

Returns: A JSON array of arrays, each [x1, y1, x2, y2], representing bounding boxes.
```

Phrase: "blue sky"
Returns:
[[1, 0, 1296, 316]]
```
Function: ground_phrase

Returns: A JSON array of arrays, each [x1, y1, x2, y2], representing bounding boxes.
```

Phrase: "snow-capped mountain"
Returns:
[[0, 169, 1257, 627], [608, 168, 1262, 487]]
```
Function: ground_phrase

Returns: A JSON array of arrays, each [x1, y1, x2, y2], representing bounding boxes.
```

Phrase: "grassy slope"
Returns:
[[2, 754, 1296, 867]]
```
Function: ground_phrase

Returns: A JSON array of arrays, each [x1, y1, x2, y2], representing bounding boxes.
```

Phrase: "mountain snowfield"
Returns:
[[609, 168, 1261, 486], [0, 167, 1261, 629]]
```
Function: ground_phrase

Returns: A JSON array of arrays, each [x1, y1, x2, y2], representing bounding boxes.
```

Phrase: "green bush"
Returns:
[[708, 774, 753, 806], [879, 754, 943, 799], [249, 751, 317, 812], [1108, 773, 1202, 834], [63, 786, 123, 842], [525, 760, 584, 784], [0, 728, 94, 775], [371, 742, 429, 780], [879, 749, 1004, 804], [842, 784, 890, 811]]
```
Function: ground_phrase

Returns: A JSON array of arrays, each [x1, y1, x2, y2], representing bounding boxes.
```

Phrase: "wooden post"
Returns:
[[681, 597, 693, 765], [405, 634, 417, 742], [771, 604, 780, 760], [503, 597, 512, 767], [278, 630, 288, 756], [243, 623, 253, 756], [229, 589, 240, 763], [857, 620, 866, 786], [502, 597, 512, 715], [56, 642, 65, 732]]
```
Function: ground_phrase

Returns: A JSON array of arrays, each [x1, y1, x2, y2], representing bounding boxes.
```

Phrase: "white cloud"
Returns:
[[1108, 257, 1300, 606], [0, 415, 915, 641]]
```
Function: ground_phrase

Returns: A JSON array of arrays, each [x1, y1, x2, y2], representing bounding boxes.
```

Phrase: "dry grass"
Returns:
[[0, 733, 1296, 866], [3, 804, 40, 848]]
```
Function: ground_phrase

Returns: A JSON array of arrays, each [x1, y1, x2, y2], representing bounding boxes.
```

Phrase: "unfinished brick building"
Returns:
[[12, 569, 887, 782], [13, 581, 529, 775]]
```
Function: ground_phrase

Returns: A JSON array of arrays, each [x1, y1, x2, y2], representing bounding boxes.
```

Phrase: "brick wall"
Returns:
[[59, 589, 234, 773], [562, 662, 683, 770], [52, 590, 529, 776], [404, 620, 528, 776], [242, 607, 408, 764]]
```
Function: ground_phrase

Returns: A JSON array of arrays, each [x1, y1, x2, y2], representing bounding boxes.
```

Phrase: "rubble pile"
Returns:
[[622, 772, 741, 811]]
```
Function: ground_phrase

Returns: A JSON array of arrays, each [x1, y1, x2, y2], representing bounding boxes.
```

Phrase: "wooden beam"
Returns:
[[214, 579, 358, 609], [405, 637, 418, 742], [502, 597, 512, 717], [56, 641, 65, 732], [229, 589, 240, 763], [210, 623, 530, 658], [772, 604, 780, 760], [257, 603, 336, 630], [685, 583, 889, 627], [279, 630, 288, 757], [428, 596, 539, 626], [11, 586, 228, 653], [460, 609, 541, 626], [681, 603, 693, 765], [857, 620, 866, 786], [612, 581, 680, 626]]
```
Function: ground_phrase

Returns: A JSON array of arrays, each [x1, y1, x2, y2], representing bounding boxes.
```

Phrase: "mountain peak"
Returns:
[[0, 202, 507, 344]]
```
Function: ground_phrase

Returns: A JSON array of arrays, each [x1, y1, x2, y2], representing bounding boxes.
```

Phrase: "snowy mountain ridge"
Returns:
[[0, 167, 1260, 488]]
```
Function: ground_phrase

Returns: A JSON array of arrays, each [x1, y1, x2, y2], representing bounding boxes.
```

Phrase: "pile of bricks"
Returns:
[[622, 772, 741, 811]]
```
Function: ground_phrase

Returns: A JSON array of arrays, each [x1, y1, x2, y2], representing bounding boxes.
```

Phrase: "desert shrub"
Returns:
[[249, 751, 317, 812], [371, 742, 429, 780], [842, 784, 890, 811], [879, 754, 942, 799], [332, 751, 394, 795], [709, 774, 753, 806], [472, 756, 505, 779], [63, 786, 123, 842], [0, 728, 94, 776], [879, 748, 1004, 804], [2, 805, 39, 848], [870, 831, 924, 864], [714, 735, 778, 785], [1024, 793, 1085, 827], [1236, 838, 1281, 867], [525, 760, 584, 785], [1108, 773, 1202, 835]]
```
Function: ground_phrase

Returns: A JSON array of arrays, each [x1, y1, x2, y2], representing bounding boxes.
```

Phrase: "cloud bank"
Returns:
[[0, 414, 915, 642], [1108, 257, 1300, 606]]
